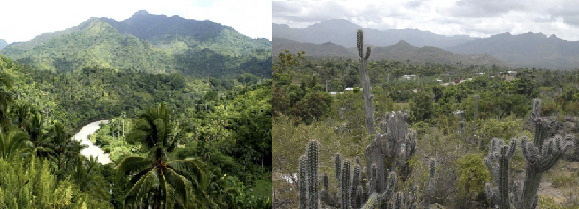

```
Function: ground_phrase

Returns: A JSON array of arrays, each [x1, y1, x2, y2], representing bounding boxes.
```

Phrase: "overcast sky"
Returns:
[[273, 0, 579, 41], [0, 0, 271, 43]]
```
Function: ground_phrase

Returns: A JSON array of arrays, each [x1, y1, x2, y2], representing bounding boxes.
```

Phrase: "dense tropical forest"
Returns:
[[1, 11, 272, 77], [0, 54, 272, 208], [273, 31, 578, 208]]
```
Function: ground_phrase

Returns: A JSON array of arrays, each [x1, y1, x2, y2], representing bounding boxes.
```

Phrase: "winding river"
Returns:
[[72, 120, 111, 164]]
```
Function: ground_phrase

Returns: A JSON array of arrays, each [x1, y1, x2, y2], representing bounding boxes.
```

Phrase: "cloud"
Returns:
[[450, 0, 526, 17], [272, 0, 579, 41]]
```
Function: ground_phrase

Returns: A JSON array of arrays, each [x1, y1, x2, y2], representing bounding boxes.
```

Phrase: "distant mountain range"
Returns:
[[274, 19, 579, 69], [274, 38, 505, 66], [446, 32, 579, 69], [0, 39, 7, 51], [273, 19, 476, 49], [1, 10, 272, 77]]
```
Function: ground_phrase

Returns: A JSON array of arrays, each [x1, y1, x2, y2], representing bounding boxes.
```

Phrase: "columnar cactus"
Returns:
[[351, 162, 361, 208], [357, 29, 375, 135], [341, 161, 351, 209], [484, 137, 516, 209], [370, 164, 378, 193], [423, 159, 436, 209], [308, 141, 319, 209], [483, 99, 574, 209], [384, 111, 417, 180], [516, 99, 574, 209], [298, 141, 320, 209], [383, 171, 398, 204], [388, 192, 405, 209], [299, 155, 308, 209]]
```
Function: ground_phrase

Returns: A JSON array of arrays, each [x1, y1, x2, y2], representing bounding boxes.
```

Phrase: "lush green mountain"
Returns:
[[273, 19, 476, 48], [447, 32, 579, 69], [0, 39, 6, 50], [1, 11, 272, 77], [274, 38, 505, 66]]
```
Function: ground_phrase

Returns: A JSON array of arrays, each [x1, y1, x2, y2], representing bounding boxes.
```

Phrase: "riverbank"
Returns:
[[71, 120, 111, 164]]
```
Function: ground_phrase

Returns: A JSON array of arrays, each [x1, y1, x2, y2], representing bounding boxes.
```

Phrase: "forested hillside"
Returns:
[[0, 54, 272, 208], [1, 10, 272, 77]]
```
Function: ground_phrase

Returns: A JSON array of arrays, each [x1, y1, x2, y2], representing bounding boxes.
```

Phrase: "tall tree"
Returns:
[[118, 103, 207, 209]]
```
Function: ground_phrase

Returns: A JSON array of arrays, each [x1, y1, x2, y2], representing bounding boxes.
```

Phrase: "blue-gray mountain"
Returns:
[[446, 32, 579, 69], [1, 10, 272, 77]]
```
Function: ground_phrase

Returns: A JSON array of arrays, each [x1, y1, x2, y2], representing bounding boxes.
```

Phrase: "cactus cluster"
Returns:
[[298, 141, 320, 209], [369, 111, 417, 182], [299, 30, 424, 209], [484, 99, 574, 209]]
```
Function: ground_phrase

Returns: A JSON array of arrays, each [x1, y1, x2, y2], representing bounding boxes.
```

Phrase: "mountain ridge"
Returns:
[[446, 32, 579, 69], [273, 38, 505, 67], [275, 19, 579, 69], [1, 10, 272, 77]]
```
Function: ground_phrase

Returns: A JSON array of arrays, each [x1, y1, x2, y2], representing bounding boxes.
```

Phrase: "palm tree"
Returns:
[[47, 121, 85, 179], [0, 128, 33, 159], [19, 106, 55, 159], [117, 103, 207, 209]]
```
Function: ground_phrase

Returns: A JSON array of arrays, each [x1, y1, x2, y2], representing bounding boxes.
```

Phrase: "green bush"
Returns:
[[456, 153, 491, 207]]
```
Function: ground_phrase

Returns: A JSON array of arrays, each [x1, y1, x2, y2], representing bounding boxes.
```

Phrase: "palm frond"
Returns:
[[167, 159, 207, 190], [165, 167, 194, 208], [125, 169, 160, 207], [116, 156, 151, 176]]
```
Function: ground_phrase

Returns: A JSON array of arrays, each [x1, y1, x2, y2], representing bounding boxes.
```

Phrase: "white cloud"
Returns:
[[273, 0, 579, 41], [0, 0, 271, 43]]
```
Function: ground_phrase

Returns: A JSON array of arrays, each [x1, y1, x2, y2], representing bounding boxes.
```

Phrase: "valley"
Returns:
[[0, 10, 272, 208]]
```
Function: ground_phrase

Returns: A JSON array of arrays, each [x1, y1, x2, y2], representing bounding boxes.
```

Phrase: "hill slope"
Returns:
[[447, 32, 579, 69], [1, 11, 272, 77]]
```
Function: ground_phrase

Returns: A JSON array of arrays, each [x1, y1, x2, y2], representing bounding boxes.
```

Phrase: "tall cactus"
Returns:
[[484, 137, 517, 209], [351, 162, 361, 208], [517, 99, 573, 209], [299, 155, 308, 209], [357, 29, 375, 135], [298, 141, 320, 209], [423, 159, 436, 209], [308, 141, 319, 209], [341, 160, 351, 209]]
